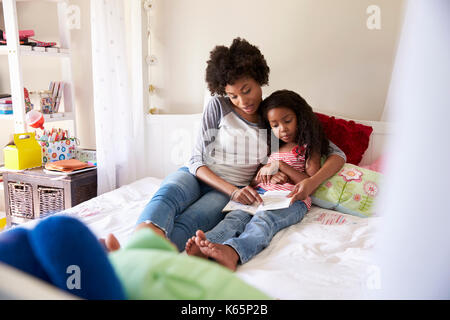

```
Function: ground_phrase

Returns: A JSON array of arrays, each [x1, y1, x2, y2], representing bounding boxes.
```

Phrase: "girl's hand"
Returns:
[[270, 171, 288, 184], [256, 161, 282, 185], [231, 186, 263, 205]]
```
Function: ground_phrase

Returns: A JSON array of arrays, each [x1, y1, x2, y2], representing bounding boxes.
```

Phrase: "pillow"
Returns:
[[315, 112, 373, 165], [361, 155, 385, 173], [311, 163, 383, 218]]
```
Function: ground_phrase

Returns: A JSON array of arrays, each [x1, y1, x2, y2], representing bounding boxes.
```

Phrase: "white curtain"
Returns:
[[90, 0, 146, 194], [370, 0, 450, 299]]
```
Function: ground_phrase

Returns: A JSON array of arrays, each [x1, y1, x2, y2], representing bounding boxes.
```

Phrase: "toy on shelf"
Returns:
[[26, 110, 45, 130]]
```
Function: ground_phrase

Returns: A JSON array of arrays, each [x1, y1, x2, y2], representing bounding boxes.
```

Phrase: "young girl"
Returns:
[[185, 90, 330, 271]]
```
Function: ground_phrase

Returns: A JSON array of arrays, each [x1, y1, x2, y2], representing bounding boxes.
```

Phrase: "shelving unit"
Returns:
[[0, 0, 77, 136]]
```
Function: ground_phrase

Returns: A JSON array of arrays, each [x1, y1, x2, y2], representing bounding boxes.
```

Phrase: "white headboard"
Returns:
[[146, 113, 202, 179], [145, 113, 391, 179]]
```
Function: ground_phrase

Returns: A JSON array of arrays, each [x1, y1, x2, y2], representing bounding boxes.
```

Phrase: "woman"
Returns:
[[133, 38, 346, 251]]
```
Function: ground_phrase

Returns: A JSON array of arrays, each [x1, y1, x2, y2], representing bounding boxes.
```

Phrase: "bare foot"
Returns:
[[135, 221, 166, 238], [195, 237, 239, 271], [100, 233, 121, 252], [135, 221, 178, 251], [106, 233, 121, 252], [185, 236, 207, 259], [194, 230, 208, 246]]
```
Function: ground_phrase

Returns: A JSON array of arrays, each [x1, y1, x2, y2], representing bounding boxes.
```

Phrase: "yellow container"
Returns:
[[4, 133, 42, 170], [0, 217, 6, 231]]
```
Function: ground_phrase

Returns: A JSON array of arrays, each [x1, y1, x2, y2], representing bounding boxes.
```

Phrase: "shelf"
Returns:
[[0, 46, 70, 57], [21, 48, 70, 58], [43, 112, 74, 122], [0, 114, 14, 120], [0, 112, 74, 122], [0, 1, 66, 3]]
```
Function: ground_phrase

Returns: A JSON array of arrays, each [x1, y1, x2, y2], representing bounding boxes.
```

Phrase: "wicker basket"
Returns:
[[8, 182, 34, 219], [38, 186, 65, 216]]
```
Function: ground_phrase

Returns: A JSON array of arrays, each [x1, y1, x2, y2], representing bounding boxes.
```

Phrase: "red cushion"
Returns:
[[315, 112, 373, 165]]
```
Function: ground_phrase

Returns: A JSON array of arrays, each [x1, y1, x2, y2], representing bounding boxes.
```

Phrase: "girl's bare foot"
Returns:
[[185, 236, 207, 259], [195, 237, 239, 271]]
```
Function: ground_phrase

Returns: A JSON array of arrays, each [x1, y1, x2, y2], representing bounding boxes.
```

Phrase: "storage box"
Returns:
[[76, 148, 96, 165], [39, 138, 77, 164], [4, 133, 42, 170], [3, 168, 97, 226]]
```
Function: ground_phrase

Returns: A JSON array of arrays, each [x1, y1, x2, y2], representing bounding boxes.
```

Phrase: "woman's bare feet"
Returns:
[[135, 221, 166, 238], [195, 231, 239, 271], [135, 221, 179, 251], [185, 235, 207, 259]]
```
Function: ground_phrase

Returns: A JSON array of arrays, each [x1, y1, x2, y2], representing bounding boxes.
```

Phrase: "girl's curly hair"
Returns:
[[205, 38, 270, 96], [260, 90, 330, 160]]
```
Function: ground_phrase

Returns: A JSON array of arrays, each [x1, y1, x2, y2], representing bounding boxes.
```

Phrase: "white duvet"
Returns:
[[54, 177, 380, 300]]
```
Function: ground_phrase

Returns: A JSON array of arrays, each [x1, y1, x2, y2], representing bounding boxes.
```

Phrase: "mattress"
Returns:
[[36, 176, 380, 300]]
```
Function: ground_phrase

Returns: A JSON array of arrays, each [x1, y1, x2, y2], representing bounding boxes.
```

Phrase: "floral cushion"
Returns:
[[311, 163, 383, 217]]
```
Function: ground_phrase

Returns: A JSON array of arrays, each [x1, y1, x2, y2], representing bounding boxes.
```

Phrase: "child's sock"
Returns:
[[28, 216, 126, 300], [0, 227, 50, 283]]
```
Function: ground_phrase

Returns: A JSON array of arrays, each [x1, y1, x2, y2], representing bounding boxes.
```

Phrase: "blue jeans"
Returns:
[[205, 199, 308, 264], [136, 167, 230, 251]]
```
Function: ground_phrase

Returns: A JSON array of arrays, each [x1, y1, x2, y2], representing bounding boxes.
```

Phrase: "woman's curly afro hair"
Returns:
[[205, 38, 270, 96]]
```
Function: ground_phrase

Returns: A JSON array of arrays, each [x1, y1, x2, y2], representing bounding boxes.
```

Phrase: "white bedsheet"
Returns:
[[47, 176, 380, 300]]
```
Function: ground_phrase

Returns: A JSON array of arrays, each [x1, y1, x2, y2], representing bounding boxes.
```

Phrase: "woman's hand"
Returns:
[[287, 177, 316, 205], [231, 186, 263, 205], [256, 161, 283, 185]]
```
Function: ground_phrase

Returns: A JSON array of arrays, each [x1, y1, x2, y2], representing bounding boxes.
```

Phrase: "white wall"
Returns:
[[150, 0, 405, 120], [1, 0, 405, 163]]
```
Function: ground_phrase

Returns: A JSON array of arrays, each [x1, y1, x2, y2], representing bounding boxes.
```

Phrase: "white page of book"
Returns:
[[222, 190, 292, 215]]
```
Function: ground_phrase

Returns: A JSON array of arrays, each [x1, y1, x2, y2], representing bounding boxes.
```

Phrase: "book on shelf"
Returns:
[[222, 190, 292, 215], [0, 98, 12, 104], [0, 103, 12, 109], [54, 82, 65, 112]]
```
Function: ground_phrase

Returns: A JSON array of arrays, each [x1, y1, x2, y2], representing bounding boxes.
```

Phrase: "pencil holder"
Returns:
[[29, 90, 54, 114], [38, 90, 54, 114]]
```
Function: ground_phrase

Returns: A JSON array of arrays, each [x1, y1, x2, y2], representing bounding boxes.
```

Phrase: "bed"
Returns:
[[30, 111, 388, 300]]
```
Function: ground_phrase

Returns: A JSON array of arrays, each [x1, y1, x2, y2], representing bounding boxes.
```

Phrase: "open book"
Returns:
[[222, 190, 292, 215]]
